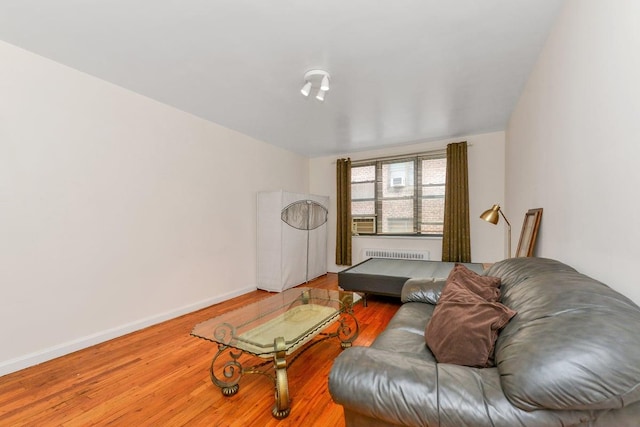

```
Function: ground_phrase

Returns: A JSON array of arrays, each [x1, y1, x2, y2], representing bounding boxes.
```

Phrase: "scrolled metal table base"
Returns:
[[272, 337, 290, 419], [336, 309, 359, 348], [209, 346, 244, 396], [208, 311, 359, 419]]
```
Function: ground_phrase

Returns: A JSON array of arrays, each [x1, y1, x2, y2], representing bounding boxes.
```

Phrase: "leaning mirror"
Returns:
[[516, 208, 543, 257]]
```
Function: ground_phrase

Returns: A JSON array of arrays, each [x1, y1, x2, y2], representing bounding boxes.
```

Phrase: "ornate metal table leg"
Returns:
[[209, 345, 243, 396], [337, 311, 360, 348], [272, 337, 290, 419]]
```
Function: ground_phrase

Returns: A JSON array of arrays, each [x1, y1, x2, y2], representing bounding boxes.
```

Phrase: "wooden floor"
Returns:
[[0, 274, 400, 426]]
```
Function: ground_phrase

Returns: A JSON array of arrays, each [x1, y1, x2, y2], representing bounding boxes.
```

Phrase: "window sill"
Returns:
[[353, 234, 442, 240]]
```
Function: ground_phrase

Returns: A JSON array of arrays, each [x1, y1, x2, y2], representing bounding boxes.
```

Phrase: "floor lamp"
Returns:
[[480, 204, 512, 258]]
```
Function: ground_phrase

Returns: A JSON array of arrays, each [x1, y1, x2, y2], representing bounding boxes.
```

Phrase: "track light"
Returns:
[[300, 69, 331, 102], [300, 81, 312, 97], [320, 75, 330, 91]]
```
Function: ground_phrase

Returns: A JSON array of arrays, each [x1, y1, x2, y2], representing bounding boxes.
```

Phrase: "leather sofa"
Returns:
[[328, 257, 640, 426]]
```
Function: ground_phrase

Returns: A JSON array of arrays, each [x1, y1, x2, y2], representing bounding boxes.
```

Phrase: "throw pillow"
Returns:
[[425, 283, 516, 367], [446, 263, 501, 302]]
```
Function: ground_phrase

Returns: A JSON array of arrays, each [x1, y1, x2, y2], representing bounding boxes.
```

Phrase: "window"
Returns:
[[351, 152, 446, 236]]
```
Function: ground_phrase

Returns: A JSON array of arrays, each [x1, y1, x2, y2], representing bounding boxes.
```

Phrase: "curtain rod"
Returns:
[[346, 142, 472, 164]]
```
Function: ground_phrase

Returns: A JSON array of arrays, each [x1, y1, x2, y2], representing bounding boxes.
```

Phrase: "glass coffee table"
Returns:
[[191, 287, 360, 419]]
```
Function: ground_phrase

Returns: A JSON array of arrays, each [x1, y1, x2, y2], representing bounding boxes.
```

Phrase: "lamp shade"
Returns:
[[480, 204, 501, 224], [320, 75, 330, 91], [480, 203, 512, 258], [300, 81, 312, 97]]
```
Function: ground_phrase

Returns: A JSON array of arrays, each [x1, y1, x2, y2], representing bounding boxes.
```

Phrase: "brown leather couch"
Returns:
[[328, 257, 640, 426]]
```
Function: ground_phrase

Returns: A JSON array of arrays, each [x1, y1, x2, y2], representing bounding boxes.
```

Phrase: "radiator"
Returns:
[[362, 248, 430, 261]]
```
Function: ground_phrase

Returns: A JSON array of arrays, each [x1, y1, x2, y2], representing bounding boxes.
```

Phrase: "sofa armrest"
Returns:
[[401, 278, 446, 304], [329, 346, 440, 427]]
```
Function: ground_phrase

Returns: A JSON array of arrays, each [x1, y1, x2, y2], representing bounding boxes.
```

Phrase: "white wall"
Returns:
[[310, 131, 506, 272], [0, 41, 309, 375], [507, 0, 640, 305]]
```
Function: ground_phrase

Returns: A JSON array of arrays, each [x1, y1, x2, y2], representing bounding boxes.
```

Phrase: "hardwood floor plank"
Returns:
[[0, 273, 400, 426]]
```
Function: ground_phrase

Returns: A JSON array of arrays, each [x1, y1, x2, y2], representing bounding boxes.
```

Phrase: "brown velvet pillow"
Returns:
[[446, 263, 501, 302], [425, 282, 516, 367]]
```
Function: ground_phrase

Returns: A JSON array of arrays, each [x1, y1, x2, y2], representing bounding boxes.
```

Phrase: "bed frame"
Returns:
[[338, 258, 484, 306]]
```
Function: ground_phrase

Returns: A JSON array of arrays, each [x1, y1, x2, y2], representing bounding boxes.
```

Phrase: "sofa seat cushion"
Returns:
[[492, 258, 640, 411], [330, 346, 596, 427]]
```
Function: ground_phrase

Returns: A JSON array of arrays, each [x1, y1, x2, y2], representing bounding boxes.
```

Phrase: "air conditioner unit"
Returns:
[[352, 216, 376, 235], [390, 176, 406, 187]]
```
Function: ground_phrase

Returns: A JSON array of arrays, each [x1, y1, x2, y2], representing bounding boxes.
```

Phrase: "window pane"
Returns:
[[381, 161, 414, 198], [381, 160, 414, 233], [351, 165, 375, 183], [352, 200, 374, 216], [387, 218, 413, 233], [422, 184, 445, 197], [422, 158, 446, 185], [420, 157, 446, 234], [420, 197, 444, 234], [421, 223, 444, 234], [351, 182, 374, 200], [381, 199, 414, 233]]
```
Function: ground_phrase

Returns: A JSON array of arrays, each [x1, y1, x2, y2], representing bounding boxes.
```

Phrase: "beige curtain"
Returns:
[[336, 158, 352, 266], [442, 142, 471, 262]]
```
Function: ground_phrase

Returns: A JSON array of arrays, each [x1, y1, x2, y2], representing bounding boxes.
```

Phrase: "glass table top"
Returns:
[[191, 287, 360, 356]]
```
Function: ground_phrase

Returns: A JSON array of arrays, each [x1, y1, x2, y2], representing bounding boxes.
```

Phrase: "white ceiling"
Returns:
[[0, 1, 564, 157]]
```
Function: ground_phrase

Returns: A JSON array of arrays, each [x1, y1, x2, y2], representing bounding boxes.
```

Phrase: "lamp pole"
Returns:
[[499, 210, 512, 258]]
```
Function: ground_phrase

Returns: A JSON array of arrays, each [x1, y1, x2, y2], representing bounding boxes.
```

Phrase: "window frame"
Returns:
[[351, 150, 446, 237]]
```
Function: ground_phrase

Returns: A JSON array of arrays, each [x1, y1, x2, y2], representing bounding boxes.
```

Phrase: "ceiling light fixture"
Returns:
[[300, 81, 312, 97], [300, 69, 331, 102]]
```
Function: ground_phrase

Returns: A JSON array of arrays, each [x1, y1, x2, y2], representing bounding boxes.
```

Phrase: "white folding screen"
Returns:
[[257, 190, 329, 292]]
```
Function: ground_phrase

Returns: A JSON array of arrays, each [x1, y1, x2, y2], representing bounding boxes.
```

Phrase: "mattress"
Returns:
[[338, 258, 484, 298]]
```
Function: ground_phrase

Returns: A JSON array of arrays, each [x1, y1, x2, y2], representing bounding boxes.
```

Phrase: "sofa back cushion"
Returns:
[[490, 258, 640, 411]]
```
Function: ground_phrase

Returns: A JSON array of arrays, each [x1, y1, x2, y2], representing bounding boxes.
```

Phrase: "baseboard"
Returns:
[[0, 285, 257, 377]]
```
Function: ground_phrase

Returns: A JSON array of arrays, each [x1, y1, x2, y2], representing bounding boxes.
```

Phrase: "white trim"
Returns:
[[0, 285, 257, 376]]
